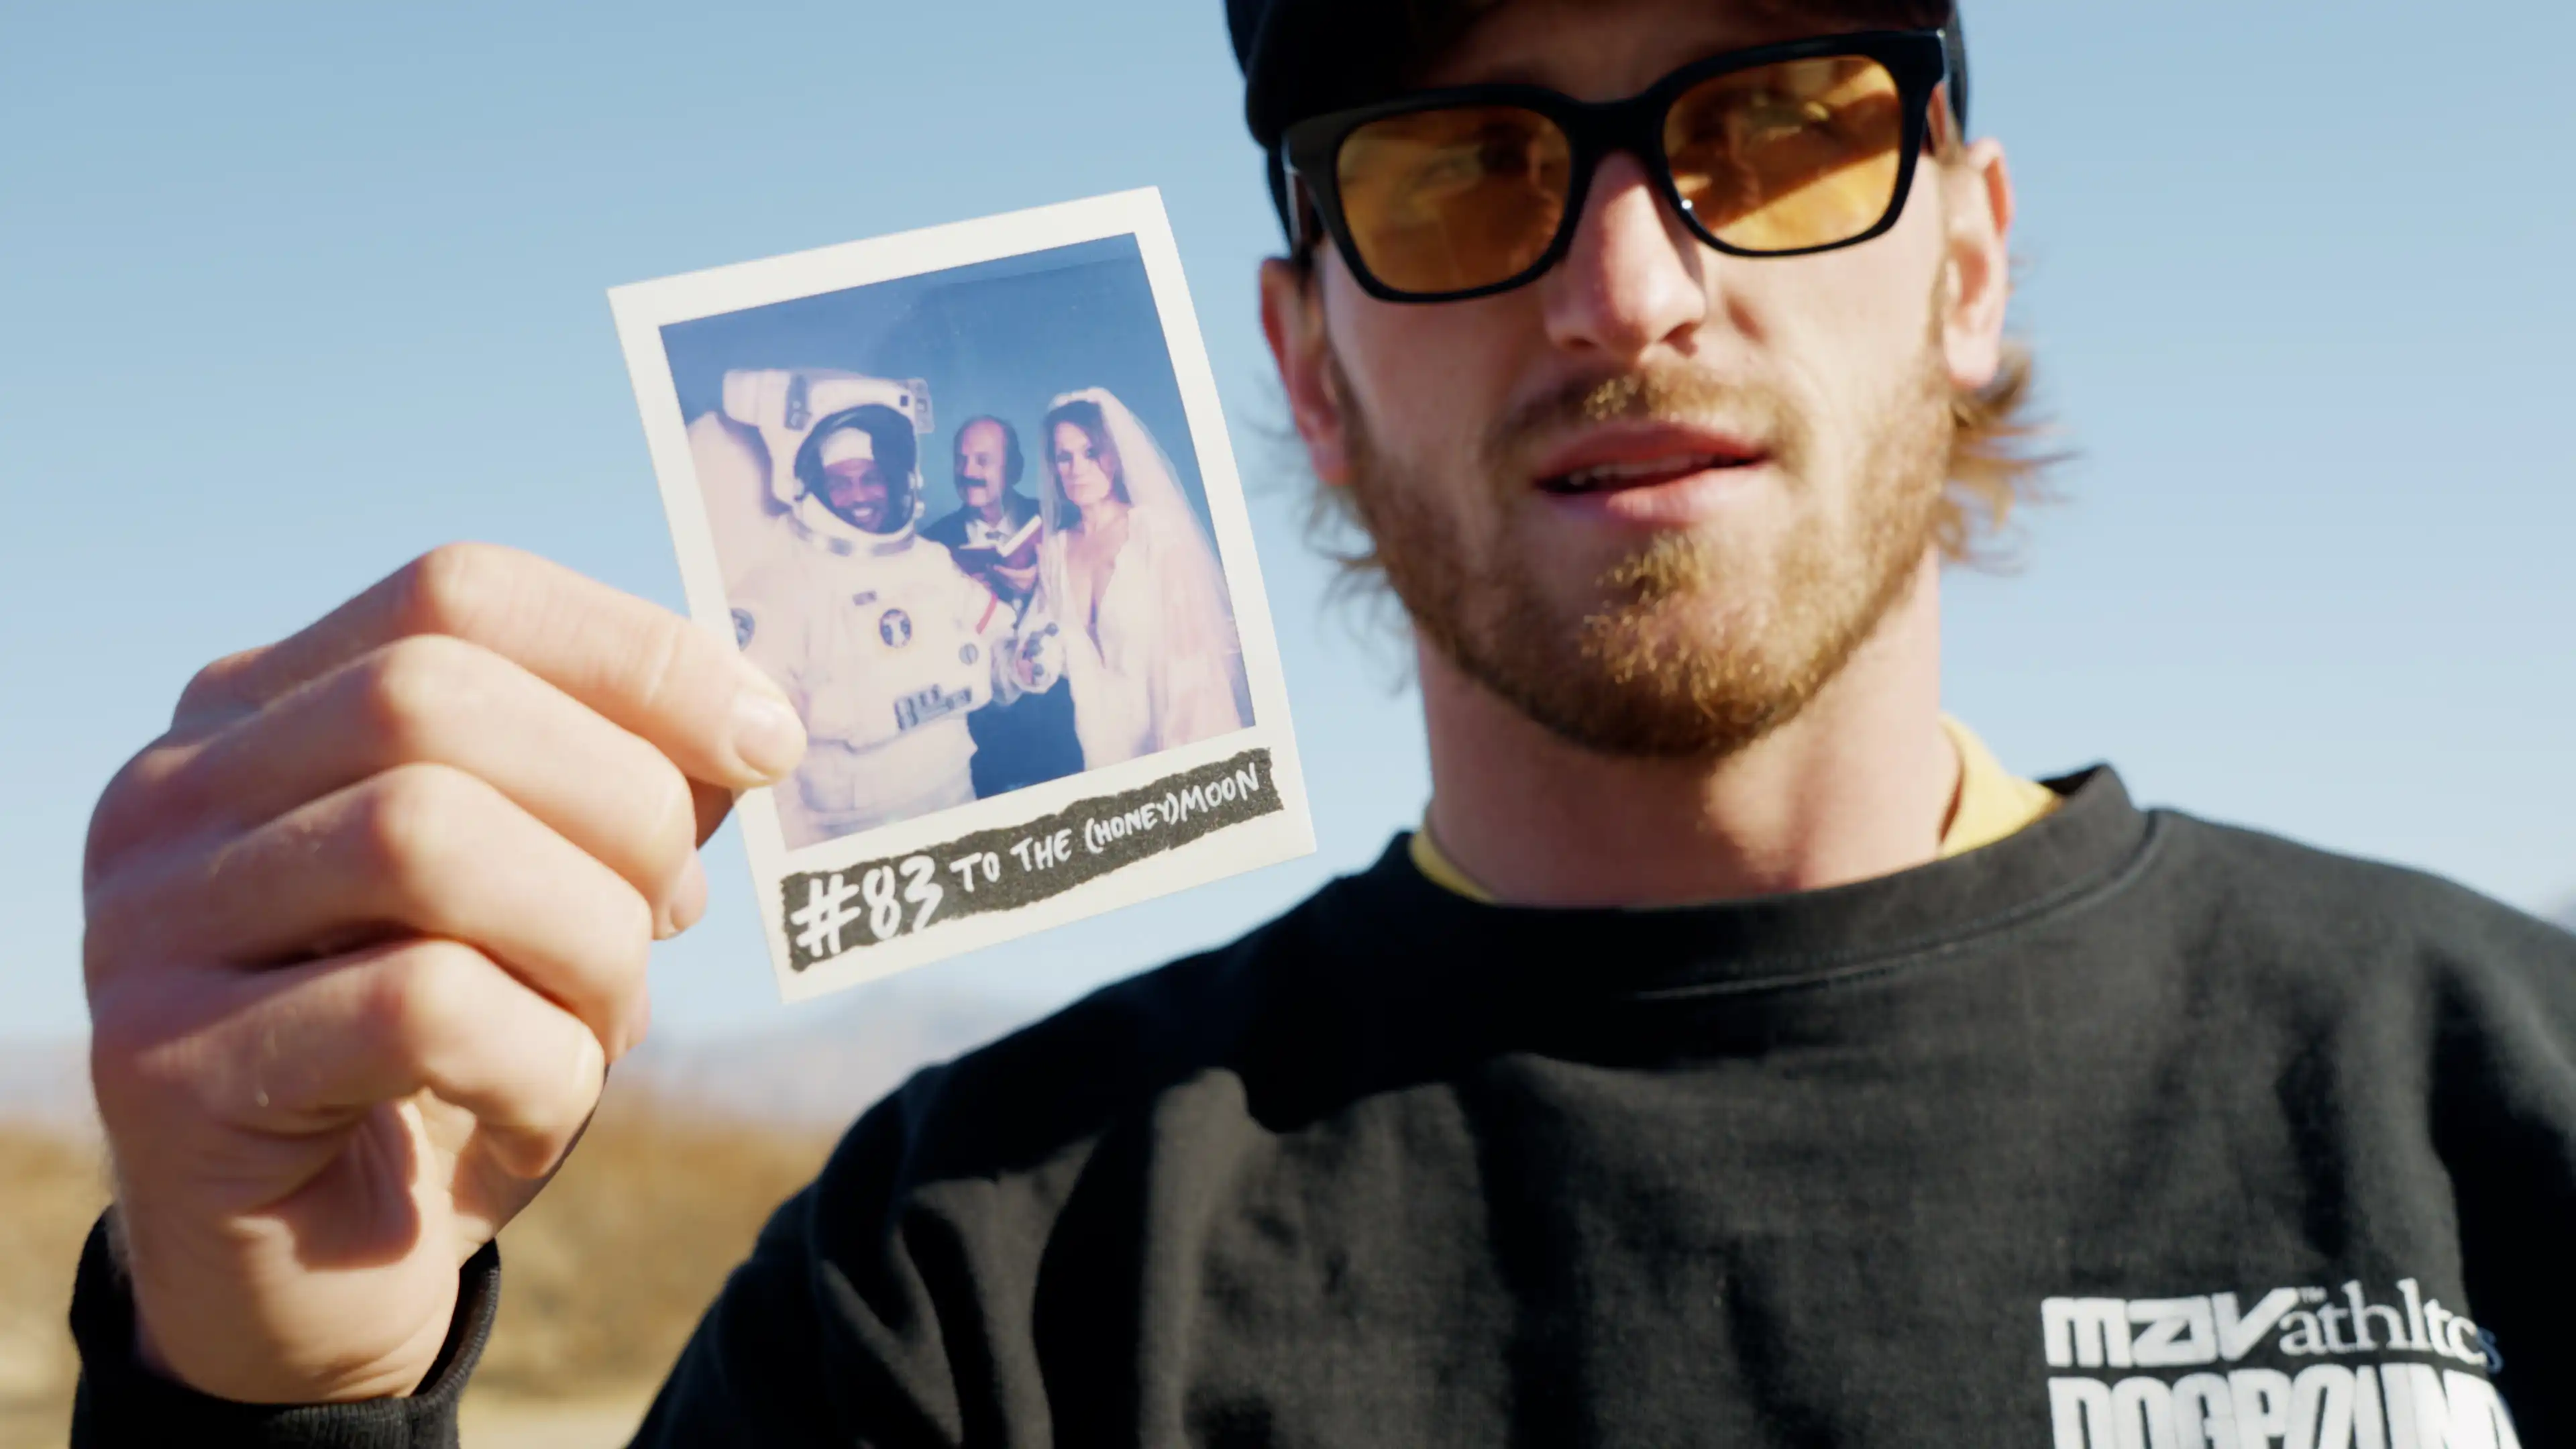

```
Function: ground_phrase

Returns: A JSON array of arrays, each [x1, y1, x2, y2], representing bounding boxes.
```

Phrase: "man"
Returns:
[[924, 415, 1046, 606], [922, 415, 1083, 798], [69, 1, 2575, 1446], [726, 399, 1042, 845]]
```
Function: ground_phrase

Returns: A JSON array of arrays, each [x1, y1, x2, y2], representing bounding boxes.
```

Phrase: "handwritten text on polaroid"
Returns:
[[781, 749, 1282, 969]]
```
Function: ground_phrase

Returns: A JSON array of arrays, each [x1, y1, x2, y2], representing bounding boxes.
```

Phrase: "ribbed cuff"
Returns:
[[67, 1212, 500, 1448]]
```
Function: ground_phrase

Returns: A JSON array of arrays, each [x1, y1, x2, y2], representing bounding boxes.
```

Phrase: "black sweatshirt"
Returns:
[[70, 769, 2576, 1446]]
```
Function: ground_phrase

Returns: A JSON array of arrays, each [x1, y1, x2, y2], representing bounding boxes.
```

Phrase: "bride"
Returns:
[[1034, 388, 1251, 769]]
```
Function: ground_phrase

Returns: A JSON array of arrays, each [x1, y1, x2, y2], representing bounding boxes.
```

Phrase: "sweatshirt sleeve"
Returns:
[[66, 1214, 499, 1448], [2438, 909, 2576, 1444], [628, 1080, 989, 1448]]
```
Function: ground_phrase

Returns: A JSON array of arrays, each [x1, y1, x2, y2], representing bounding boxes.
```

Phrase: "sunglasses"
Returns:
[[1277, 30, 1954, 304]]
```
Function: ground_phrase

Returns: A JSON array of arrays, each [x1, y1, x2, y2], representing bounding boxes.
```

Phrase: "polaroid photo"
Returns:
[[610, 189, 1314, 1002]]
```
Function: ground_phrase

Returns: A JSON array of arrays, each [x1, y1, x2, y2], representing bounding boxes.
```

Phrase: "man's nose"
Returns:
[[1537, 151, 1709, 360]]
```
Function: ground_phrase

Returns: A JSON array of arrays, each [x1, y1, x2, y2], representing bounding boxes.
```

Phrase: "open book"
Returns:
[[952, 512, 1044, 580]]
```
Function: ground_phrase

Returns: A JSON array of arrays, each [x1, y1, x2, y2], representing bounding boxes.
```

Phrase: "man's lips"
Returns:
[[1531, 425, 1769, 497]]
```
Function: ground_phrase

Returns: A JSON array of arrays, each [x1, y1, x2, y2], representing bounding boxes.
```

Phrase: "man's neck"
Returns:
[[1419, 555, 1957, 908], [976, 495, 1016, 528]]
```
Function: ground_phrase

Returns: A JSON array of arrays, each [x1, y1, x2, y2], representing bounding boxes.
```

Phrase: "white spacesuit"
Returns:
[[694, 368, 1059, 849]]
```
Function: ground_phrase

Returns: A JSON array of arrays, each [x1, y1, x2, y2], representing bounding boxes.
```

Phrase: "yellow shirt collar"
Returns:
[[1409, 716, 2059, 904]]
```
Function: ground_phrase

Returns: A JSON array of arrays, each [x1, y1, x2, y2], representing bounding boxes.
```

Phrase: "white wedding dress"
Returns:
[[1035, 389, 1251, 769]]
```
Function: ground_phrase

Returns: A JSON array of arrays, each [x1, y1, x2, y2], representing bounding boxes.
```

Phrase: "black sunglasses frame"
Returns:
[[1277, 30, 1953, 305]]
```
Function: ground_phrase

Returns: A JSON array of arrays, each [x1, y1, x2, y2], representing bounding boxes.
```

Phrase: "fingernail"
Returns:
[[657, 854, 709, 939], [730, 688, 806, 780]]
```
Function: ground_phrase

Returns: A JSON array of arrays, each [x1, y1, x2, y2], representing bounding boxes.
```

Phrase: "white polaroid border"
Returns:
[[610, 189, 1314, 1003]]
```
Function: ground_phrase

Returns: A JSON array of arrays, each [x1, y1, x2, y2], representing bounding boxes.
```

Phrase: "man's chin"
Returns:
[[1424, 545, 1904, 759], [1583, 608, 1766, 676], [1460, 648, 1807, 761]]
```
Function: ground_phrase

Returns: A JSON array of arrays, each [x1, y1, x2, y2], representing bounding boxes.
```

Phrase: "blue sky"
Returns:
[[3, 0, 2570, 1044]]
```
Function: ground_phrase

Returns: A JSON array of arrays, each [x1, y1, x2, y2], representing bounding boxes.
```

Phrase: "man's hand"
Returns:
[[81, 543, 806, 1404], [991, 559, 1039, 599], [1010, 621, 1065, 696]]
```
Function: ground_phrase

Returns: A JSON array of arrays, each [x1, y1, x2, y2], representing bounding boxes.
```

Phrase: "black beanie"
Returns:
[[1228, 0, 1968, 150]]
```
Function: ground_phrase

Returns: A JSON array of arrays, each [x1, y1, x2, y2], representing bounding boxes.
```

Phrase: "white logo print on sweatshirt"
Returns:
[[2038, 1280, 2520, 1448]]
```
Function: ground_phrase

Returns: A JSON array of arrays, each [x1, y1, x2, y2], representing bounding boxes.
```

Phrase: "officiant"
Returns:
[[928, 415, 1083, 797]]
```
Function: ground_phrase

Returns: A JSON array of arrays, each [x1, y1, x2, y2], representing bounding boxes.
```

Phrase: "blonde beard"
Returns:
[[1336, 344, 1950, 760]]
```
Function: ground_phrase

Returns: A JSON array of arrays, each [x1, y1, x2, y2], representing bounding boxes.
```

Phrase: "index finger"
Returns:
[[179, 543, 805, 791]]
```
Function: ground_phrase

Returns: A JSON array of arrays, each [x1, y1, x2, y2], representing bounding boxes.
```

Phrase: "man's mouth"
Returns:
[[1532, 425, 1771, 498], [1539, 452, 1765, 496]]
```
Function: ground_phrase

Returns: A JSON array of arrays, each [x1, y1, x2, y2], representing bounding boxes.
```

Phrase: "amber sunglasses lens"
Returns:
[[1335, 104, 1574, 297], [1664, 55, 1908, 254]]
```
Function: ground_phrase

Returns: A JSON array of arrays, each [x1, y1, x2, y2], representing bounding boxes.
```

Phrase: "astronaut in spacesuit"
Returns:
[[706, 370, 1058, 849]]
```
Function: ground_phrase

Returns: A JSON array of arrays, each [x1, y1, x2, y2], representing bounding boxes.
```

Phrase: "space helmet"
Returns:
[[718, 368, 936, 553]]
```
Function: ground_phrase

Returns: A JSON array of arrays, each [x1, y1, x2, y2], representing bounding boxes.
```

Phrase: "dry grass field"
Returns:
[[0, 1130, 105, 1449], [0, 1087, 839, 1449]]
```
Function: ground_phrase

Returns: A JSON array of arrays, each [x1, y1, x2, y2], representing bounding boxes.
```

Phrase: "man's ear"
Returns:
[[1938, 138, 2015, 392], [1260, 257, 1353, 486]]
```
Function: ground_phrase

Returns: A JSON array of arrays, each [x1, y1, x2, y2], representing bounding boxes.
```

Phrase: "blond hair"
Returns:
[[1939, 337, 2052, 566]]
